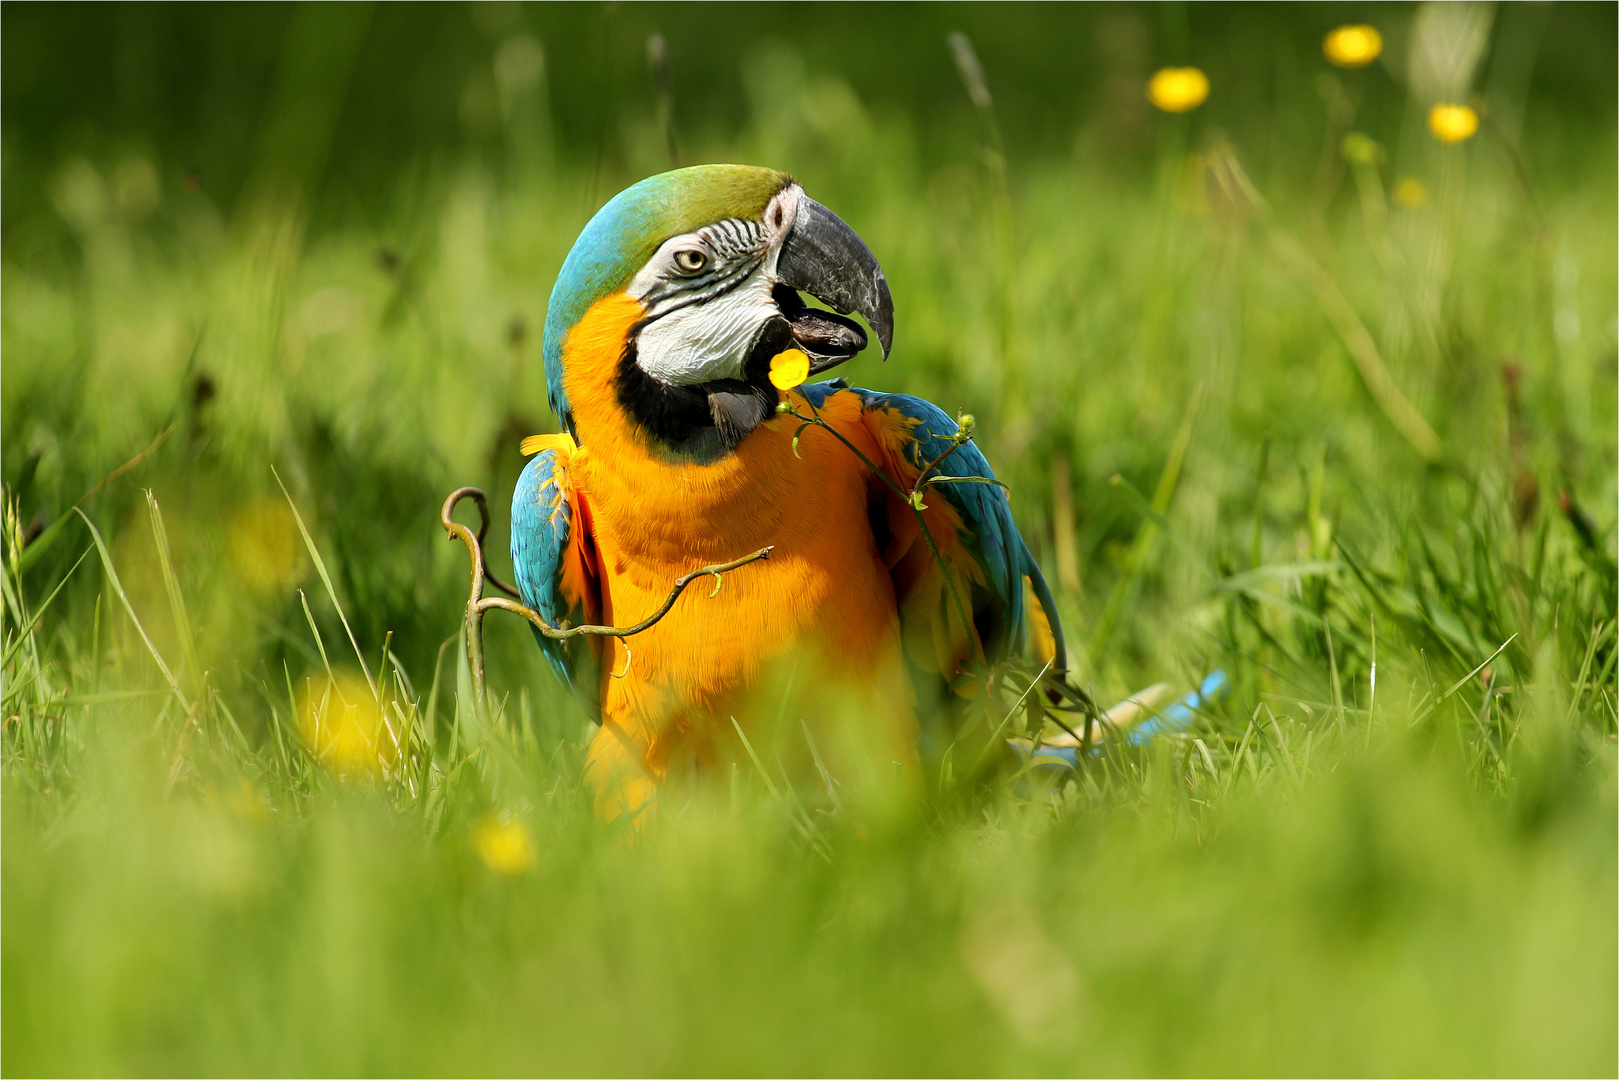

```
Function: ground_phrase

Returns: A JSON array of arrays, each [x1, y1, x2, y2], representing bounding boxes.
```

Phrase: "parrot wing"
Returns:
[[801, 382, 1067, 693], [512, 434, 603, 720]]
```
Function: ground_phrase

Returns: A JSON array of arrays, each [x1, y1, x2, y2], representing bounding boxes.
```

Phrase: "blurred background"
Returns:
[[3, 3, 1615, 1075], [3, 1, 1615, 692]]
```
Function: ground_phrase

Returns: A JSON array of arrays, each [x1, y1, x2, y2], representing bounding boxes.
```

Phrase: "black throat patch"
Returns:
[[612, 316, 792, 465]]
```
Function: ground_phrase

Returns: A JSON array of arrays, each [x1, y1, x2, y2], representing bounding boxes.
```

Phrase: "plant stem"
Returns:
[[440, 487, 772, 706], [780, 407, 985, 669]]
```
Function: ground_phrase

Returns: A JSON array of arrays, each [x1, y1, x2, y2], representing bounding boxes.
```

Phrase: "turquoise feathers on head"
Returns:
[[542, 165, 793, 435]]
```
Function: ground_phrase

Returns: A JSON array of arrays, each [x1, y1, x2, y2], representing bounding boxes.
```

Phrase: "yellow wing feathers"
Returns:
[[520, 433, 579, 457]]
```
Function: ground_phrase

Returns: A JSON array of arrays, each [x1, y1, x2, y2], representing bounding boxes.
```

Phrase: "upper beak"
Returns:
[[775, 195, 894, 366]]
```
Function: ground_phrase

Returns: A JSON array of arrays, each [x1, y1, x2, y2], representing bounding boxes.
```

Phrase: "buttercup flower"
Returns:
[[474, 813, 536, 874], [768, 348, 811, 390], [1147, 68, 1209, 113], [1324, 25, 1382, 68], [297, 671, 398, 776], [1428, 104, 1479, 144], [228, 496, 303, 591]]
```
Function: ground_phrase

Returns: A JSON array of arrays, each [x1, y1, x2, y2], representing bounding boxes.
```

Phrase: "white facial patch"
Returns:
[[623, 185, 803, 386], [632, 272, 780, 384]]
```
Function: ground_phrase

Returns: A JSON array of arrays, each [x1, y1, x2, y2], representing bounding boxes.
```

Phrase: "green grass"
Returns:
[[4, 7, 1617, 1075]]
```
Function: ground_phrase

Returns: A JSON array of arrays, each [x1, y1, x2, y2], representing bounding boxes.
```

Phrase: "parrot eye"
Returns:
[[672, 248, 708, 274]]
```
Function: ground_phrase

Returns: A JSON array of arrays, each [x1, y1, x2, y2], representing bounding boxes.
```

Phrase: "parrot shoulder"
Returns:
[[798, 381, 1067, 687]]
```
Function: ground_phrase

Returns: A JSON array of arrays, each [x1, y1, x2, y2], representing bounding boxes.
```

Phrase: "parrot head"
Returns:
[[543, 165, 893, 459]]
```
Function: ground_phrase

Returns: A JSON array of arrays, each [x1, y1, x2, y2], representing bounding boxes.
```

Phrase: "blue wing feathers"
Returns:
[[511, 452, 572, 683], [511, 450, 600, 719], [804, 381, 1062, 670]]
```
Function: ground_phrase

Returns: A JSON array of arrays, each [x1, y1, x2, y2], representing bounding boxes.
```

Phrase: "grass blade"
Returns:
[[73, 509, 190, 713], [18, 426, 173, 576], [145, 490, 201, 694], [273, 465, 377, 700]]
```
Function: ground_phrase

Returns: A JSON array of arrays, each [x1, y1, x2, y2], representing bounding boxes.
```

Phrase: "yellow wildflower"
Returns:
[[297, 671, 398, 776], [1340, 132, 1383, 167], [474, 813, 536, 874], [1428, 103, 1479, 144], [1324, 25, 1382, 68], [768, 349, 811, 391], [227, 497, 303, 591], [1393, 177, 1429, 207], [1147, 68, 1209, 113]]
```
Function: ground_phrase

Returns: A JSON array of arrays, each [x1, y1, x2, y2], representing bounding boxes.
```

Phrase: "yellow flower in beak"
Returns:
[[1428, 104, 1480, 144], [1324, 25, 1382, 68], [768, 348, 811, 391], [1147, 67, 1210, 113]]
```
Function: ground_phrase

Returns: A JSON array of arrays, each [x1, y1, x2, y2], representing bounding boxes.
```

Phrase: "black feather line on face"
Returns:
[[638, 250, 765, 324], [612, 316, 793, 464], [636, 217, 768, 322]]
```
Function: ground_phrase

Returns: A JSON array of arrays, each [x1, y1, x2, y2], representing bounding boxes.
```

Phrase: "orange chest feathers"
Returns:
[[557, 294, 906, 731]]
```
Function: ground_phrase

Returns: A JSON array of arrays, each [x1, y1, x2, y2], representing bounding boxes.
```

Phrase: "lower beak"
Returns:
[[775, 195, 895, 362], [773, 286, 872, 376]]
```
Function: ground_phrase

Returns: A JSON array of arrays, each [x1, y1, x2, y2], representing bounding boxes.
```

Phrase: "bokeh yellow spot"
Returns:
[[768, 349, 811, 391], [1428, 103, 1479, 144], [474, 813, 536, 874], [1147, 67, 1209, 113], [297, 671, 399, 776], [1340, 132, 1383, 168], [1393, 177, 1429, 207], [228, 497, 303, 591], [1324, 25, 1382, 68]]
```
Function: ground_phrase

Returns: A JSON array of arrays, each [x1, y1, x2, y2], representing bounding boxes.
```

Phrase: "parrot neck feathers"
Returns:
[[609, 345, 735, 464], [608, 308, 791, 463]]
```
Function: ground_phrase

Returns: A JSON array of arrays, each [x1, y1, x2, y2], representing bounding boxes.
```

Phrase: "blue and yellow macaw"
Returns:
[[512, 164, 1063, 817]]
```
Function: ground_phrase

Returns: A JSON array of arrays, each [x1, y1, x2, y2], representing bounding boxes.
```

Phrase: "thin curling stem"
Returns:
[[474, 548, 773, 640], [440, 487, 772, 705]]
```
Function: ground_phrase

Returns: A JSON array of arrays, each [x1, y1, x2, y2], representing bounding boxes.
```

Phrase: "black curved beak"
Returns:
[[775, 195, 894, 373]]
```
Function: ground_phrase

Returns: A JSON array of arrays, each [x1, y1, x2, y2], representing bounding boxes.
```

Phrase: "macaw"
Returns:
[[511, 164, 1064, 818]]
